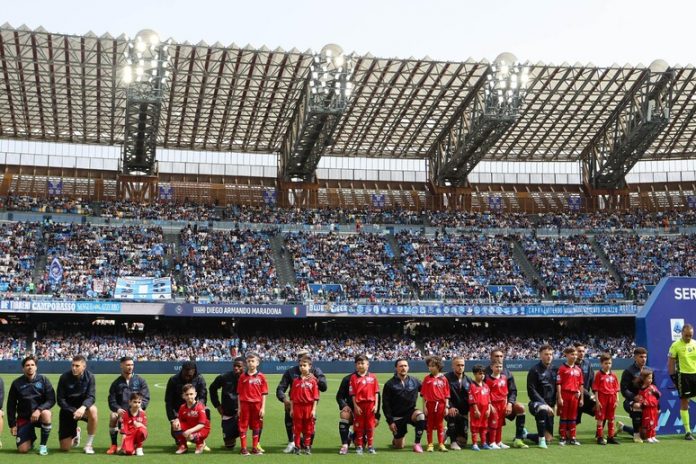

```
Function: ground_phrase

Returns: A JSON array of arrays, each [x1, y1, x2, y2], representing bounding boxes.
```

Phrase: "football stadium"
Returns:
[[0, 1, 695, 462]]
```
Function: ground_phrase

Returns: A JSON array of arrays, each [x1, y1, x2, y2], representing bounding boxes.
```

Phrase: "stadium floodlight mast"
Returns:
[[119, 29, 171, 178], [484, 52, 529, 118], [307, 43, 354, 114]]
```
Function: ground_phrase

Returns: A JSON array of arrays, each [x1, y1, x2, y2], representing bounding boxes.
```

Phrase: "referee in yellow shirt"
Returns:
[[668, 323, 696, 440]]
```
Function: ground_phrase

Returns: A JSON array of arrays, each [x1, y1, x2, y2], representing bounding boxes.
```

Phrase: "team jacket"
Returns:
[[57, 370, 97, 412], [108, 374, 151, 412], [209, 371, 241, 416], [7, 374, 56, 427], [276, 365, 328, 402], [483, 366, 518, 403], [620, 362, 644, 402], [336, 372, 355, 410], [445, 372, 471, 414], [165, 371, 207, 421], [578, 358, 595, 391], [382, 374, 421, 424], [527, 362, 558, 407]]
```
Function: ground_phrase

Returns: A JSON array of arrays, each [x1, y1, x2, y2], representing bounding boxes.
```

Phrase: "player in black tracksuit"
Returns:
[[620, 348, 649, 438], [382, 359, 425, 449], [574, 343, 595, 425], [210, 357, 245, 449], [526, 346, 557, 445], [336, 371, 355, 450], [276, 354, 328, 451], [56, 355, 98, 451], [164, 361, 208, 442], [7, 355, 56, 454], [445, 359, 471, 448], [106, 356, 150, 452]]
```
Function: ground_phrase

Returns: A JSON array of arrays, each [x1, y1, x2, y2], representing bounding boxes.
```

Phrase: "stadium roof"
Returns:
[[1, 24, 695, 162]]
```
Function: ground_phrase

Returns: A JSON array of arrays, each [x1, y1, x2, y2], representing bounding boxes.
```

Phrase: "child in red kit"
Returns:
[[120, 393, 148, 456], [486, 361, 509, 449], [290, 356, 320, 455], [638, 368, 660, 443], [592, 353, 620, 445], [421, 356, 450, 452], [174, 383, 210, 454], [349, 354, 380, 454], [237, 352, 268, 455], [469, 364, 492, 451], [556, 346, 584, 445]]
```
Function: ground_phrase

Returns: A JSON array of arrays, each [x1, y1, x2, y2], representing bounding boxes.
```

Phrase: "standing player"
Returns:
[[7, 355, 56, 455], [592, 353, 620, 445], [484, 349, 528, 448], [445, 356, 470, 450], [289, 356, 320, 455], [237, 352, 268, 456], [107, 356, 150, 455], [526, 344, 557, 449], [574, 342, 596, 427], [174, 384, 211, 454], [165, 361, 207, 447], [336, 362, 357, 455], [638, 369, 660, 443], [349, 354, 380, 455], [668, 323, 696, 440], [619, 347, 649, 442], [276, 350, 328, 453], [56, 354, 98, 454], [210, 356, 245, 449], [468, 364, 492, 451], [382, 358, 425, 453], [556, 346, 584, 445], [421, 356, 450, 452], [486, 361, 509, 449], [120, 393, 148, 456]]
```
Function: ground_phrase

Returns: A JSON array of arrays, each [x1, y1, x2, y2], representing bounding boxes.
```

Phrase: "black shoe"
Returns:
[[686, 432, 694, 441], [597, 437, 606, 445], [305, 447, 312, 455], [293, 448, 301, 455], [607, 437, 620, 445]]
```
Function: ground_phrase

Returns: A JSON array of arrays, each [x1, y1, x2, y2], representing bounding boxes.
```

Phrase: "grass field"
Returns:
[[0, 371, 693, 463]]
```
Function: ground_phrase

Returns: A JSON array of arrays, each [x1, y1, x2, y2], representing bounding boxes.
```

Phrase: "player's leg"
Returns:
[[365, 402, 376, 449], [16, 421, 37, 454], [487, 406, 498, 446], [509, 402, 528, 446], [338, 409, 352, 454], [567, 394, 580, 442], [38, 409, 52, 453], [222, 417, 238, 449], [283, 406, 294, 446], [390, 418, 406, 449], [250, 402, 263, 452], [58, 409, 78, 451], [292, 409, 303, 450], [108, 412, 120, 452], [82, 406, 97, 452], [425, 402, 435, 448], [122, 433, 136, 455], [0, 409, 4, 447], [304, 406, 315, 451], [679, 374, 695, 439], [352, 410, 365, 449], [238, 402, 250, 452], [411, 409, 425, 449]]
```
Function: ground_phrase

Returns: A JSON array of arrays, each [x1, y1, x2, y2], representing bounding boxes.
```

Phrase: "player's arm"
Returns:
[[164, 377, 178, 421], [39, 377, 57, 410], [56, 373, 73, 412], [620, 370, 636, 401], [336, 376, 350, 410], [507, 371, 518, 404], [196, 377, 208, 405], [140, 378, 151, 410], [107, 379, 120, 413], [260, 392, 267, 418], [7, 381, 17, 429], [82, 373, 96, 409], [276, 369, 292, 403], [526, 368, 546, 405], [209, 375, 222, 411], [313, 366, 328, 392], [0, 378, 4, 410], [381, 382, 394, 424], [183, 409, 205, 436]]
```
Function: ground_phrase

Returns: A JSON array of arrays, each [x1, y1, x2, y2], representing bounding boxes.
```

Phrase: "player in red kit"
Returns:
[[349, 354, 380, 455], [174, 384, 210, 454], [290, 356, 320, 455], [120, 393, 147, 456], [468, 365, 492, 451], [637, 369, 660, 443], [421, 356, 450, 452], [237, 353, 268, 455], [592, 353, 620, 445], [556, 346, 584, 445], [486, 361, 509, 449]]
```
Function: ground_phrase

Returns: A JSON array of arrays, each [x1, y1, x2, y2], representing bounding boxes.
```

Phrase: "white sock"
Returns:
[[86, 435, 95, 446]]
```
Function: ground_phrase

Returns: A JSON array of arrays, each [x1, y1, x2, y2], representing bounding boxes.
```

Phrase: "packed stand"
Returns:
[[397, 230, 535, 302], [426, 211, 533, 229], [285, 231, 411, 301], [0, 222, 43, 294], [0, 329, 28, 360], [40, 223, 172, 298], [522, 235, 622, 302], [176, 225, 288, 303], [98, 200, 222, 222], [598, 233, 696, 301], [222, 205, 424, 226], [533, 209, 696, 230], [2, 194, 93, 215]]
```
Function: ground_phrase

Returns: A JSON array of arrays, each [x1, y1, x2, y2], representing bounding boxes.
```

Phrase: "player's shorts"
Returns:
[[222, 416, 240, 445], [392, 409, 417, 439], [15, 418, 41, 447], [59, 409, 89, 440], [677, 373, 696, 398], [446, 413, 469, 438], [529, 402, 555, 434]]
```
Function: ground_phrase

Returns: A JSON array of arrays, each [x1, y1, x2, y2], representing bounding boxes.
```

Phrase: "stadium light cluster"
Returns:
[[121, 29, 171, 90], [308, 44, 354, 112], [484, 52, 529, 117]]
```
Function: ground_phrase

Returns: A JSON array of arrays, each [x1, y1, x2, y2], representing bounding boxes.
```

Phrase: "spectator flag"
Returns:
[[47, 179, 63, 196], [159, 185, 173, 201], [688, 195, 696, 209], [48, 257, 63, 284]]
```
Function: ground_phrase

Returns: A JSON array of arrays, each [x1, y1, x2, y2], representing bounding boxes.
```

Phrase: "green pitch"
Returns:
[[0, 372, 692, 463]]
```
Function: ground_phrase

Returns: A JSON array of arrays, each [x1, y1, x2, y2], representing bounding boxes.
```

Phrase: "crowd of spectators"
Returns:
[[2, 195, 93, 215], [40, 223, 172, 298], [176, 225, 291, 304], [522, 235, 622, 302], [598, 233, 696, 301], [397, 231, 535, 302], [98, 200, 223, 222], [533, 209, 696, 230], [0, 222, 42, 294], [285, 231, 411, 301], [426, 211, 533, 229], [0, 329, 27, 360]]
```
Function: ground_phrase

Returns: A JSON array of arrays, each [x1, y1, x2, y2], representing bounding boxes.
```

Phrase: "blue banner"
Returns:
[[47, 179, 63, 196], [307, 302, 639, 317], [488, 196, 502, 211], [0, 300, 121, 313], [262, 190, 277, 206], [114, 277, 171, 301], [164, 303, 306, 318], [48, 257, 63, 285], [568, 195, 582, 211], [159, 185, 173, 200]]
